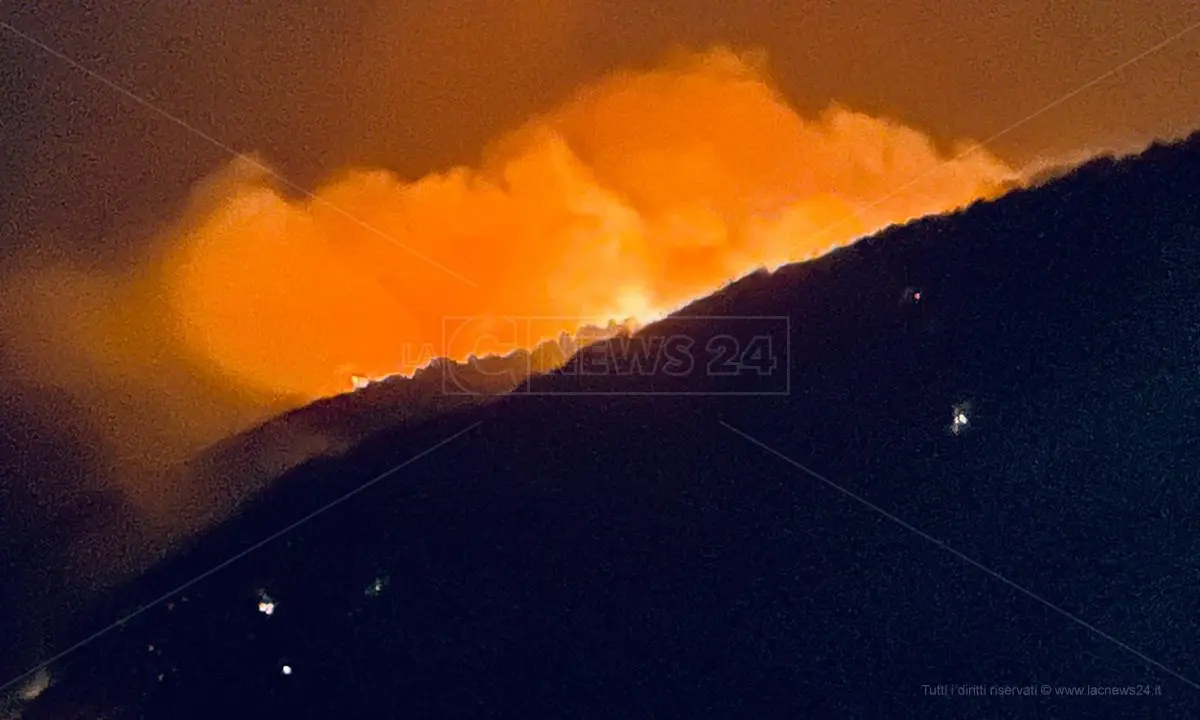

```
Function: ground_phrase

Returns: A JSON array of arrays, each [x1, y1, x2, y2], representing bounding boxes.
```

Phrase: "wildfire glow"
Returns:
[[164, 48, 1018, 400]]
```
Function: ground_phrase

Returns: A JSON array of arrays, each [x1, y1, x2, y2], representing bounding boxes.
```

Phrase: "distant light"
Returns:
[[281, 665, 293, 676], [950, 403, 972, 435], [351, 374, 371, 390], [365, 574, 390, 597], [256, 589, 277, 616]]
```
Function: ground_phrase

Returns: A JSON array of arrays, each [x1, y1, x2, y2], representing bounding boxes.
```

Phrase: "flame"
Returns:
[[164, 48, 1017, 400]]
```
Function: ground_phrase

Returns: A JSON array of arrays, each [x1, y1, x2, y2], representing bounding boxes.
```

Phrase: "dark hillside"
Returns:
[[20, 133, 1200, 718]]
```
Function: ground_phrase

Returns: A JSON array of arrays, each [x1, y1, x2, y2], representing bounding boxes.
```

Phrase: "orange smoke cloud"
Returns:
[[166, 47, 1018, 400]]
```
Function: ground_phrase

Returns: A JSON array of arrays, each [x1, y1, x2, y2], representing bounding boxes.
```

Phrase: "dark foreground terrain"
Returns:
[[14, 132, 1200, 718]]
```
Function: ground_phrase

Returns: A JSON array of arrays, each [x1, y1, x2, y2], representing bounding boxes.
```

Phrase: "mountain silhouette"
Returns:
[[16, 132, 1200, 718]]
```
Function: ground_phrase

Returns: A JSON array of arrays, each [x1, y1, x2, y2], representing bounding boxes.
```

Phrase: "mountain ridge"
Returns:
[[17, 131, 1200, 718]]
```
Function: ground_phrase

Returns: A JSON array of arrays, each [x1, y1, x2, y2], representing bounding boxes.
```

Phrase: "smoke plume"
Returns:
[[0, 47, 1022, 600], [163, 47, 1018, 401]]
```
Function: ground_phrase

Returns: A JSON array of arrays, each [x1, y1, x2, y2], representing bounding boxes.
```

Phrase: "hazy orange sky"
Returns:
[[0, 2, 1193, 413], [0, 0, 1192, 442], [2, 1, 1196, 400], [1, 0, 1197, 265]]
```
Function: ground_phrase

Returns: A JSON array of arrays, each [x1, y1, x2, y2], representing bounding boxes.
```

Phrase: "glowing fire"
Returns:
[[164, 48, 1017, 400]]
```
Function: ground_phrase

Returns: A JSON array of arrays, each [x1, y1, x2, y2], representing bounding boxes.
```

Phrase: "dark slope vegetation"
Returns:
[[24, 133, 1200, 718], [165, 323, 633, 527]]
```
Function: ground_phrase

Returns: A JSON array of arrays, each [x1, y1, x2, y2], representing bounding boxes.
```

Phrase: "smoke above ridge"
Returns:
[[164, 47, 1019, 400], [0, 46, 1030, 595]]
